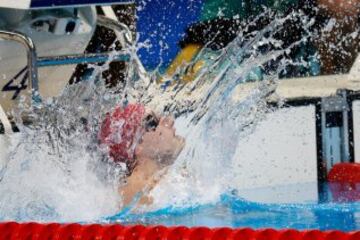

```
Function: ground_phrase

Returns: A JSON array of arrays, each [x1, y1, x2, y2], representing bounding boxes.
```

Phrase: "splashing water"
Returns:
[[0, 72, 125, 221], [139, 10, 315, 210], [0, 7, 354, 223]]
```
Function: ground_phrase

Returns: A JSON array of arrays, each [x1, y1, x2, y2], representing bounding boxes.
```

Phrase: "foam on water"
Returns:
[[0, 77, 124, 221]]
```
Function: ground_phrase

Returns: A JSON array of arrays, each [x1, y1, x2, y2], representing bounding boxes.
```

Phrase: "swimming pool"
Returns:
[[108, 183, 360, 232]]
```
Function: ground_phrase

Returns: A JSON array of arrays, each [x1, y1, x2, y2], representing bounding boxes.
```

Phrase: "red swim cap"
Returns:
[[99, 104, 145, 167]]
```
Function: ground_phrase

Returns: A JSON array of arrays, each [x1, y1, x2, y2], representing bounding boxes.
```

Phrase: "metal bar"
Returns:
[[97, 15, 133, 48], [29, 0, 134, 9], [342, 108, 350, 161], [0, 31, 39, 94], [321, 107, 327, 170], [37, 52, 130, 67], [340, 90, 350, 162], [0, 15, 133, 102]]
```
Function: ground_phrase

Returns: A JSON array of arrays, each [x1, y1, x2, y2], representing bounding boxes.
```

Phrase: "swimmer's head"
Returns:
[[99, 104, 145, 170], [99, 104, 184, 172]]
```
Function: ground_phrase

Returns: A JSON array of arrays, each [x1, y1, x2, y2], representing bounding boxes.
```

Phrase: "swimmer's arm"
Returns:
[[119, 158, 161, 206]]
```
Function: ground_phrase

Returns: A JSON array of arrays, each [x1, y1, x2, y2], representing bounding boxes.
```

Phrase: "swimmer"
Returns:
[[99, 104, 185, 206]]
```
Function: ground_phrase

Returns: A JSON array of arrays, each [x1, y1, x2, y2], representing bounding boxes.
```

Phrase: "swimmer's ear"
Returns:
[[159, 117, 175, 128], [134, 144, 143, 157]]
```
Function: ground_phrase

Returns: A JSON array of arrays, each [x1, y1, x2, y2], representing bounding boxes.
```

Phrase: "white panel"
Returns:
[[232, 106, 318, 203], [236, 182, 318, 204], [353, 101, 360, 163], [0, 0, 30, 9]]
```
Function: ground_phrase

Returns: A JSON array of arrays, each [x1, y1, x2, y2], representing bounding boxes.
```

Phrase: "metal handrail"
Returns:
[[0, 15, 133, 101], [97, 15, 133, 48], [37, 52, 130, 67], [0, 31, 39, 93]]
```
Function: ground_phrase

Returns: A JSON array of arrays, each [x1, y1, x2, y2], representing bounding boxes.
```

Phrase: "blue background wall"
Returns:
[[136, 0, 203, 71]]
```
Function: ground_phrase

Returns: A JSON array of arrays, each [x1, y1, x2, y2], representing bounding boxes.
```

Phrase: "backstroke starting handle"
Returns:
[[0, 15, 132, 102], [0, 31, 39, 99]]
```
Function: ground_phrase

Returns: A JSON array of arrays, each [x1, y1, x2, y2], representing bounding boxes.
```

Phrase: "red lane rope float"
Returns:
[[328, 163, 360, 183], [328, 163, 360, 202], [302, 230, 323, 240], [0, 222, 359, 240]]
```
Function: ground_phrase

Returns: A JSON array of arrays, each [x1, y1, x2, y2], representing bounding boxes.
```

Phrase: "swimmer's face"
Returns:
[[135, 112, 185, 166]]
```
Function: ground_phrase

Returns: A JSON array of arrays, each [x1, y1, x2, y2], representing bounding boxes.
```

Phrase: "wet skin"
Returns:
[[120, 115, 185, 207]]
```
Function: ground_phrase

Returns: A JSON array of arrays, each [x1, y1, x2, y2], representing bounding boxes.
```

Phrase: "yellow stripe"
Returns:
[[160, 44, 204, 84]]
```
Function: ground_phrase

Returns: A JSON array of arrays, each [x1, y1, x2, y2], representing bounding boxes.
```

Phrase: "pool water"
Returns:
[[108, 183, 360, 232]]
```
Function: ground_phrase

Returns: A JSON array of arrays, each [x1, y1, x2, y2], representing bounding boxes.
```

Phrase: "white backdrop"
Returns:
[[0, 1, 30, 9], [232, 105, 318, 203], [353, 101, 360, 163]]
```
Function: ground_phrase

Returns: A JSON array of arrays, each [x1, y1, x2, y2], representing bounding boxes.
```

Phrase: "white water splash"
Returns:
[[0, 7, 342, 221]]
